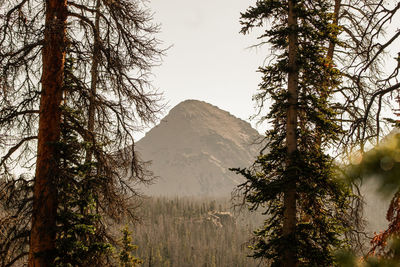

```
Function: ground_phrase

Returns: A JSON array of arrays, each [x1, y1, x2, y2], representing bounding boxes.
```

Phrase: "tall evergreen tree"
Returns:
[[55, 107, 113, 266], [233, 1, 352, 265], [53, 56, 115, 266]]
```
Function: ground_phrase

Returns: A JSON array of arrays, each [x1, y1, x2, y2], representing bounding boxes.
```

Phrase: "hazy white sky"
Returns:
[[139, 0, 267, 139], [139, 0, 400, 141]]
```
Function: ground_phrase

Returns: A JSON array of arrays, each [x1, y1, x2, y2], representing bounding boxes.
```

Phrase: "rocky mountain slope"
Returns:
[[136, 100, 261, 197], [135, 99, 392, 242]]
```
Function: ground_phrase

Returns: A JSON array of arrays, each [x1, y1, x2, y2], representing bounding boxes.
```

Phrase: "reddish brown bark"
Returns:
[[28, 0, 68, 266], [283, 0, 299, 266]]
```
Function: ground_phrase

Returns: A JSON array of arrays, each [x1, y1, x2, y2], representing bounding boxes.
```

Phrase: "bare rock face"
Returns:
[[206, 211, 235, 228], [136, 100, 261, 197]]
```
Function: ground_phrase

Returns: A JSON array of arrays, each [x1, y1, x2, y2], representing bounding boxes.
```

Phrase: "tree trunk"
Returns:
[[28, 0, 68, 266], [327, 0, 341, 61], [283, 0, 299, 266], [85, 0, 101, 163]]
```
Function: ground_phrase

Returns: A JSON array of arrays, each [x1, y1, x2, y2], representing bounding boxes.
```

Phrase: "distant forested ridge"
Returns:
[[132, 197, 264, 267]]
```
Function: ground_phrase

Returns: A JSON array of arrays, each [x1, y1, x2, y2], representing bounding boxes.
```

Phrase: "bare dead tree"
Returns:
[[0, 0, 163, 265], [334, 0, 400, 153], [326, 0, 400, 256]]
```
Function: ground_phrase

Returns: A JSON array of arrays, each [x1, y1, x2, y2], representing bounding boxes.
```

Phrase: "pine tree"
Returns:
[[233, 0, 352, 265], [55, 107, 113, 266], [118, 227, 142, 267], [52, 56, 114, 266], [0, 0, 162, 265]]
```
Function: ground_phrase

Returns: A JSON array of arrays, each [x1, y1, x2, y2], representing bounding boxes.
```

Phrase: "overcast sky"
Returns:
[[137, 0, 267, 139], [139, 0, 400, 141]]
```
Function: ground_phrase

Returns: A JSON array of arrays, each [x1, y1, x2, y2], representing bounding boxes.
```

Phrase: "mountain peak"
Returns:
[[168, 99, 241, 120], [137, 99, 261, 197]]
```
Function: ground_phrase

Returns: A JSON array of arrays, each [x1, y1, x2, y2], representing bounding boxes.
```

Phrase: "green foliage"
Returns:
[[347, 133, 400, 195], [54, 109, 113, 266], [54, 57, 113, 266], [119, 227, 142, 267], [234, 0, 354, 265]]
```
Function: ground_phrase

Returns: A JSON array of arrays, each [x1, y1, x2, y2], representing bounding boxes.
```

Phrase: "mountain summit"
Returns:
[[136, 100, 261, 196]]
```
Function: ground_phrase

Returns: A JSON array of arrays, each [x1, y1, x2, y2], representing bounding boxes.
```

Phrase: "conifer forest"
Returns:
[[1, 0, 400, 266]]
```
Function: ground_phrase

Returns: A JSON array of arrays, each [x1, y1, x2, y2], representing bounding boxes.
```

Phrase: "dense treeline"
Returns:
[[132, 197, 264, 267]]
